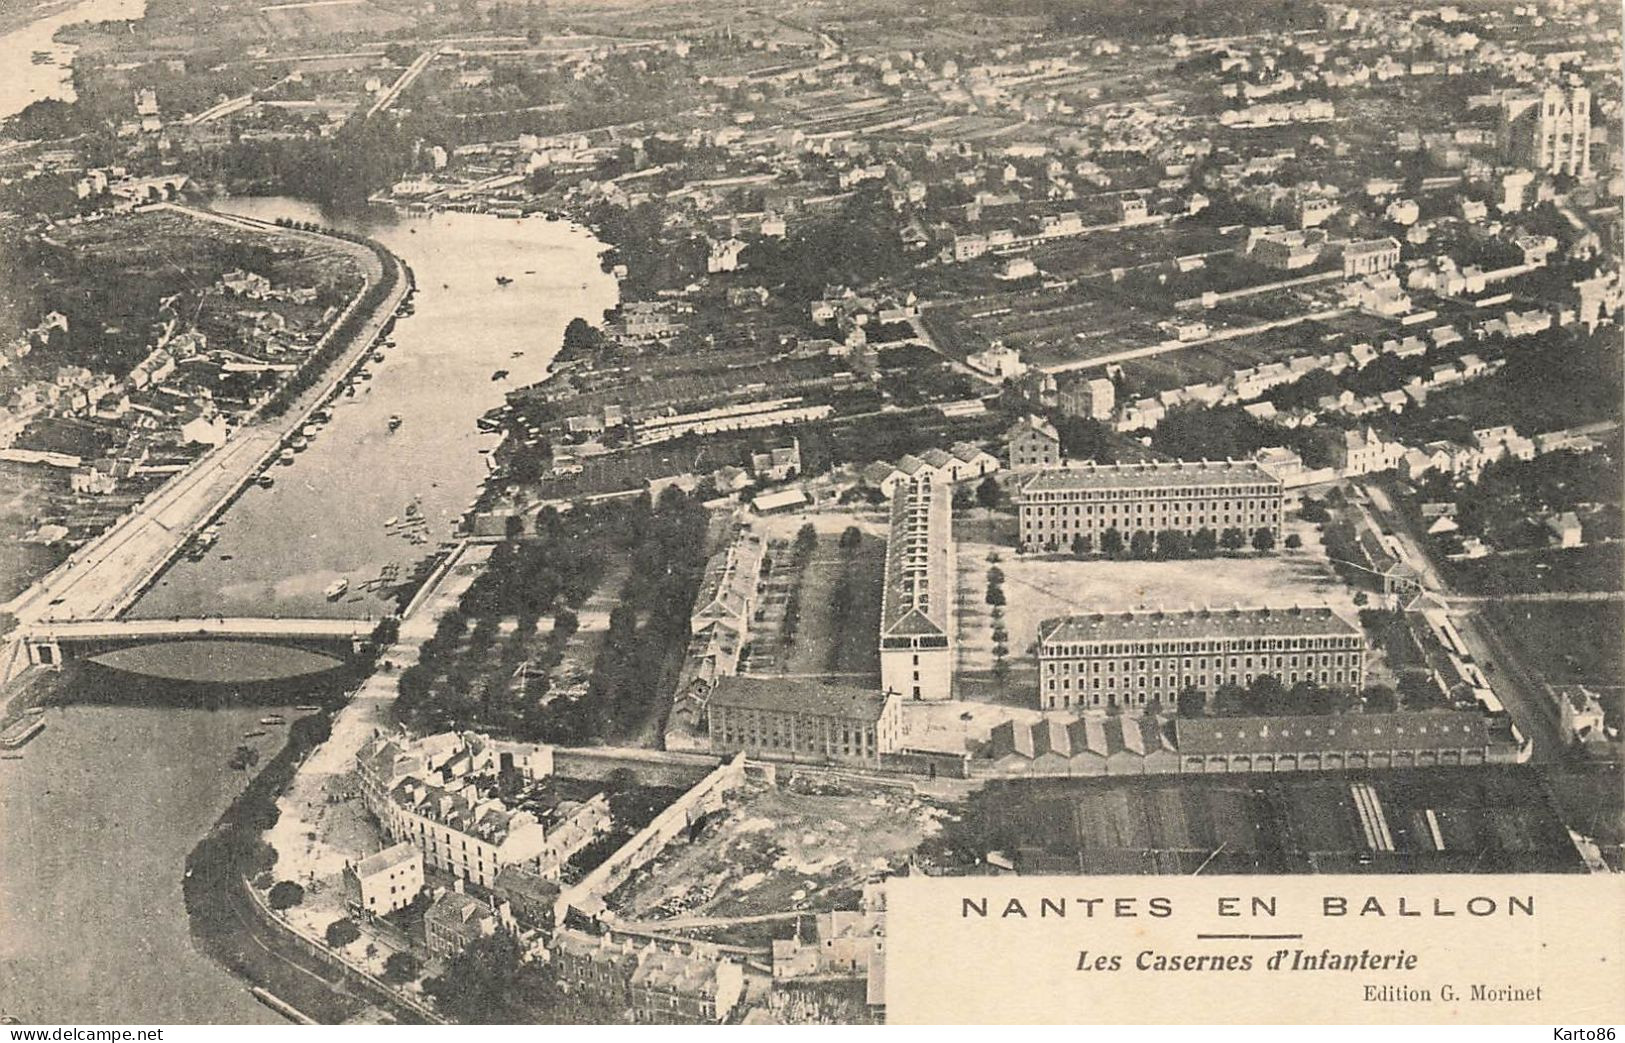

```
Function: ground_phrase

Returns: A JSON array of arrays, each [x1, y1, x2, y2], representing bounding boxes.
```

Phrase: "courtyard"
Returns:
[[951, 507, 1362, 704]]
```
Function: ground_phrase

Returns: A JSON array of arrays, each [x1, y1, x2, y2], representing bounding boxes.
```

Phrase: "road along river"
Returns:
[[0, 201, 615, 1022], [130, 199, 618, 621]]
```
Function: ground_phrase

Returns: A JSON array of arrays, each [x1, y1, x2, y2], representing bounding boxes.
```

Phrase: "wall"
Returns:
[[554, 754, 747, 927], [554, 746, 723, 788]]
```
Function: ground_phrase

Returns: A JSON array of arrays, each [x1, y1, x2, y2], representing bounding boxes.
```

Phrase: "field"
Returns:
[[257, 0, 414, 37], [1481, 601, 1623, 689], [952, 509, 1360, 699], [605, 776, 954, 926], [1445, 544, 1624, 597], [745, 510, 887, 680], [927, 767, 1585, 875]]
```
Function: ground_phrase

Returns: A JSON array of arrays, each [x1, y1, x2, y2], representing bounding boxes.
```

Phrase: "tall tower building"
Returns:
[[1500, 80, 1591, 177]]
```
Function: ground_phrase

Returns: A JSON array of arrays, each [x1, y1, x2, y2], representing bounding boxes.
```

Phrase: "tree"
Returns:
[[1298, 681, 1350, 716], [1192, 527, 1217, 556], [384, 951, 421, 984], [839, 526, 863, 550], [1243, 675, 1288, 715], [1129, 530, 1155, 559], [794, 523, 818, 556], [1284, 533, 1303, 549], [1362, 684, 1398, 712], [1156, 528, 1189, 559], [325, 919, 361, 948], [245, 840, 279, 876], [1398, 670, 1446, 709], [985, 586, 1006, 607], [1100, 527, 1125, 557], [976, 475, 1002, 510], [561, 317, 601, 357], [987, 566, 1005, 586], [1054, 416, 1114, 462], [424, 931, 554, 1024], [267, 881, 305, 911], [1219, 527, 1246, 551], [1072, 532, 1092, 557], [1213, 682, 1247, 716], [1251, 527, 1277, 552], [1176, 685, 1207, 717]]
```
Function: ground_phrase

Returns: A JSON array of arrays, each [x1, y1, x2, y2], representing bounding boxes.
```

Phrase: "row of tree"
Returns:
[[1174, 675, 1397, 719], [1037, 525, 1289, 559]]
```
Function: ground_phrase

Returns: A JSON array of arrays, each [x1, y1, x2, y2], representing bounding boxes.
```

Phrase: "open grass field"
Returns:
[[743, 509, 888, 680], [936, 766, 1585, 875]]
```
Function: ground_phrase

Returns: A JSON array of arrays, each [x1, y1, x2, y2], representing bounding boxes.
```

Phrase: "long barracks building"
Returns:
[[879, 477, 955, 700], [1015, 459, 1284, 551], [1036, 606, 1365, 712]]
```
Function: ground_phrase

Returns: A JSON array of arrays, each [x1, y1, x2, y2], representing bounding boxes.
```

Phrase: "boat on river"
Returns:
[[0, 719, 45, 750], [256, 474, 274, 488], [388, 414, 402, 432], [495, 275, 513, 286], [324, 579, 348, 600]]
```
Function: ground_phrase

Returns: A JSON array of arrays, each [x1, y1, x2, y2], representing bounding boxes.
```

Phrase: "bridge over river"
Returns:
[[15, 616, 383, 683]]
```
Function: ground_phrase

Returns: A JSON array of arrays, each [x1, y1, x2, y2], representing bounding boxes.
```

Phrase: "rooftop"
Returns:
[[709, 676, 894, 722], [353, 841, 419, 879], [880, 478, 952, 639], [1038, 605, 1361, 645], [1019, 459, 1280, 494], [1175, 711, 1489, 755]]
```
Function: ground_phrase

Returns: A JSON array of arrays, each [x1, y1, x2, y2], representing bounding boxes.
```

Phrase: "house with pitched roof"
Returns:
[[1006, 415, 1062, 470]]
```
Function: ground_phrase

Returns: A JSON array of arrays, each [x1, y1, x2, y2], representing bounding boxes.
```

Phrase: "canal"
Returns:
[[130, 198, 619, 620]]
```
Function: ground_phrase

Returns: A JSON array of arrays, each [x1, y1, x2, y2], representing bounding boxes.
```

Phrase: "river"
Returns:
[[130, 198, 619, 621], [0, 201, 616, 1021], [0, 702, 288, 1023], [0, 0, 146, 120]]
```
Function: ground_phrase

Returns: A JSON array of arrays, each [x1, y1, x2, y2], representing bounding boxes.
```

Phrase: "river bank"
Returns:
[[0, 0, 146, 118], [2, 208, 409, 634], [131, 198, 618, 622], [0, 702, 292, 1023]]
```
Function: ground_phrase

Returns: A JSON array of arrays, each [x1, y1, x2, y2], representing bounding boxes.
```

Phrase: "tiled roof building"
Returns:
[[707, 677, 901, 767], [552, 929, 745, 1024], [1016, 459, 1283, 551], [880, 477, 954, 701], [1036, 606, 1365, 712]]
